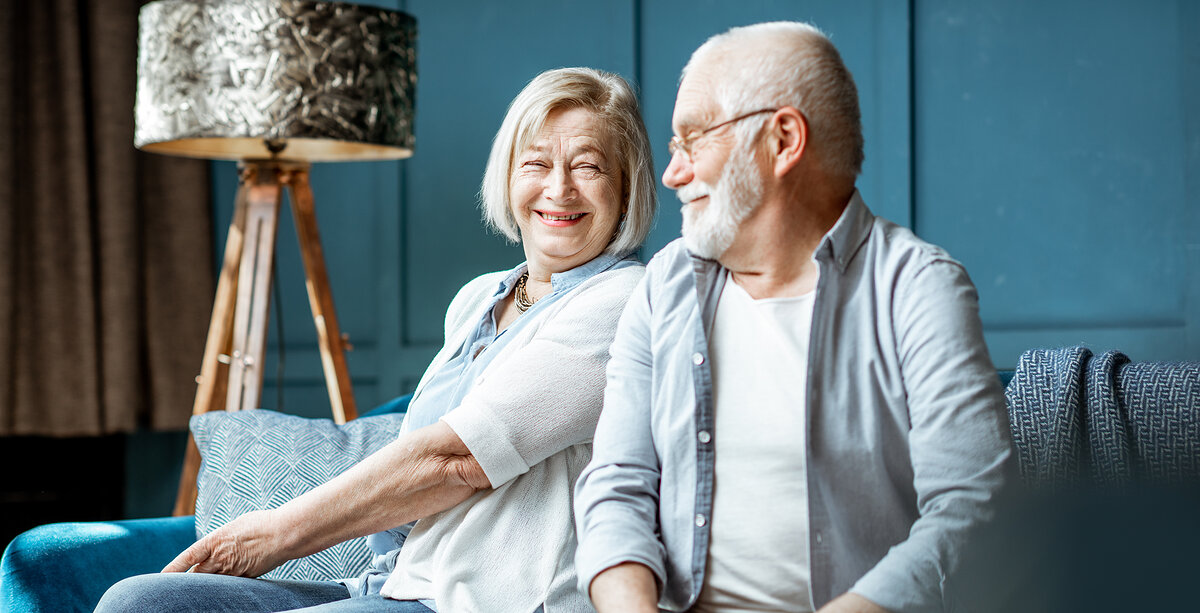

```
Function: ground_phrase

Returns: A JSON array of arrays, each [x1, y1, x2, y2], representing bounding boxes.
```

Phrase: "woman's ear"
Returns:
[[769, 106, 808, 178]]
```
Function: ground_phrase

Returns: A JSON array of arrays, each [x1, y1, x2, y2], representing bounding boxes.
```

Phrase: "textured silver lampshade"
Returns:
[[135, 0, 416, 161]]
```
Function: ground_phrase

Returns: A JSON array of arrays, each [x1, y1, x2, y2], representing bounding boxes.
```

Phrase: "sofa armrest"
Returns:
[[1, 515, 196, 613], [361, 393, 413, 418]]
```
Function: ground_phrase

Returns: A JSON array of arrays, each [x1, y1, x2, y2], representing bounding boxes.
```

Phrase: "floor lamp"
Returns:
[[133, 0, 417, 516]]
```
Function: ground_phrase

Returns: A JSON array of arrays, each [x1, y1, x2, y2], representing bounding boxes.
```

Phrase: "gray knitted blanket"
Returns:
[[1005, 347, 1200, 487]]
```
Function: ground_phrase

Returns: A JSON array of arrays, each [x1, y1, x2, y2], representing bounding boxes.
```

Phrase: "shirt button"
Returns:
[[815, 532, 823, 544], [692, 352, 705, 365], [697, 431, 711, 444], [695, 514, 707, 527]]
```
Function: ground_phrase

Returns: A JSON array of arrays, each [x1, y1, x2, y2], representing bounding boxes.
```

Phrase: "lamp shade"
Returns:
[[135, 0, 416, 162]]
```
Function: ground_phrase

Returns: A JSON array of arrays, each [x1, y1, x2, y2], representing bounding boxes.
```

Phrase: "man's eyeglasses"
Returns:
[[667, 108, 777, 163]]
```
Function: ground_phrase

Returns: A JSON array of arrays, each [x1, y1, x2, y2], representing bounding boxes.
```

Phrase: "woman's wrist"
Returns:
[[266, 502, 320, 559]]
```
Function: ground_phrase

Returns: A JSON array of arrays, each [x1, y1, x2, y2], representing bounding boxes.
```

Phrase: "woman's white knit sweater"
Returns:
[[380, 262, 645, 613]]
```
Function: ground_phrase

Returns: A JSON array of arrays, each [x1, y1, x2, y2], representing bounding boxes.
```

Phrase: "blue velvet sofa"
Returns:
[[0, 394, 413, 613], [3, 349, 1198, 612]]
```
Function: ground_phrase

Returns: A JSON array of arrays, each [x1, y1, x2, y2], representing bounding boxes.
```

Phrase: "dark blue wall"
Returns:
[[211, 0, 1200, 419]]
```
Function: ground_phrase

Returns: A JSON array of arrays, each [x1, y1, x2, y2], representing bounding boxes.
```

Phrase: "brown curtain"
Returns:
[[0, 0, 214, 435]]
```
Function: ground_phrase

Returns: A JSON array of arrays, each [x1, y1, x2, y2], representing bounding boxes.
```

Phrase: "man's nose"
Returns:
[[662, 151, 693, 190], [544, 166, 576, 201]]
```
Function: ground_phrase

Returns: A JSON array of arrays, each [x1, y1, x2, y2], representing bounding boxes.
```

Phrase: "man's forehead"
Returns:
[[672, 72, 720, 131]]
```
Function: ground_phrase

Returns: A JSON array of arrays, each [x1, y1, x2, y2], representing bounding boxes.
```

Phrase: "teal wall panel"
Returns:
[[1185, 0, 1200, 364], [913, 0, 1199, 366], [208, 0, 1198, 420]]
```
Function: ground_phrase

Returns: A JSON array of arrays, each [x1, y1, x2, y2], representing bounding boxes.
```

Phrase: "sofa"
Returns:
[[0, 394, 413, 613], [3, 348, 1197, 612]]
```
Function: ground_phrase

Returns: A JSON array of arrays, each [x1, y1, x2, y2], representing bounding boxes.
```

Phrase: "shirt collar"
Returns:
[[493, 249, 635, 297], [813, 189, 874, 273]]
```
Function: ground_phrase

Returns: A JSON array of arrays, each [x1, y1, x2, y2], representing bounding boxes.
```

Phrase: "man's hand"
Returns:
[[817, 592, 889, 613], [163, 509, 291, 577], [589, 562, 659, 613]]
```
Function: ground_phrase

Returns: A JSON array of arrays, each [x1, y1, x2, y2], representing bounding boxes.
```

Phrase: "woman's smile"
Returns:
[[535, 210, 589, 226]]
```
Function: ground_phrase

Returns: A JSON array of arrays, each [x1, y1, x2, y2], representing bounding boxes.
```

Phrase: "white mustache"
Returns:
[[675, 182, 711, 204]]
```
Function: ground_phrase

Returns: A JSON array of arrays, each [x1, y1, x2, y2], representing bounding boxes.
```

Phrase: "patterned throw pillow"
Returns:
[[191, 409, 406, 581]]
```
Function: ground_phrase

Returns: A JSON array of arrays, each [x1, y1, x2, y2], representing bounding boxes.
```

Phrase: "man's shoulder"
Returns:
[[626, 240, 716, 322], [861, 216, 976, 301], [867, 216, 963, 275], [645, 238, 709, 275]]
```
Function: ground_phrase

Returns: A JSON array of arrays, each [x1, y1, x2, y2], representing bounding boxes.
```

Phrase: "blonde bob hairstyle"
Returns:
[[480, 67, 657, 255]]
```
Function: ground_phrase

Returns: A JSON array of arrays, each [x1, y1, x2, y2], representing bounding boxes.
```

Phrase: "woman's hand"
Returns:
[[160, 422, 487, 579], [162, 509, 292, 577]]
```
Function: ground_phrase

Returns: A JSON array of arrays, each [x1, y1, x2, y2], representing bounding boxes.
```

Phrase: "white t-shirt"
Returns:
[[693, 275, 816, 613]]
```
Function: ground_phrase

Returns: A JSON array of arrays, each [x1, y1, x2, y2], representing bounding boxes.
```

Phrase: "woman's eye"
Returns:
[[522, 160, 548, 168]]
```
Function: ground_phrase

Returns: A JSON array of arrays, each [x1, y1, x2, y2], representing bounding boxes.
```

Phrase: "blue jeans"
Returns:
[[94, 573, 434, 612]]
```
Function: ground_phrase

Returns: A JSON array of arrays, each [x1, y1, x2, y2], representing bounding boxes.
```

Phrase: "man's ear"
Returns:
[[769, 106, 807, 177]]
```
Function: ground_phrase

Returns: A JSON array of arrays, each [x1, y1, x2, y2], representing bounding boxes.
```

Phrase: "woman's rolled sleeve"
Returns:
[[440, 267, 643, 489], [440, 401, 528, 488]]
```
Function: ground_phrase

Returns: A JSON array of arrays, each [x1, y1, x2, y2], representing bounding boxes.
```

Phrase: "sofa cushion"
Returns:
[[191, 409, 405, 581]]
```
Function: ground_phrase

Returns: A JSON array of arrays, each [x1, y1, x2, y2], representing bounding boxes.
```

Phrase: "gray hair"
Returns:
[[683, 21, 864, 179], [480, 67, 657, 255]]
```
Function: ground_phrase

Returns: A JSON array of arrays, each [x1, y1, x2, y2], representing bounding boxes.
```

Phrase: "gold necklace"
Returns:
[[514, 272, 537, 313]]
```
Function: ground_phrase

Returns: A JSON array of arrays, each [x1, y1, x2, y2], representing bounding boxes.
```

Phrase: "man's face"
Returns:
[[676, 131, 763, 259], [664, 70, 765, 259]]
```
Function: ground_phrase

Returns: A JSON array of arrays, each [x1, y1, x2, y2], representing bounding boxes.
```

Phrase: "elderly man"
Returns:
[[574, 21, 1013, 613]]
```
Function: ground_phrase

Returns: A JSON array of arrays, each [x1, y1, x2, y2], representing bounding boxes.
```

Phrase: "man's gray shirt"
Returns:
[[574, 192, 1013, 612]]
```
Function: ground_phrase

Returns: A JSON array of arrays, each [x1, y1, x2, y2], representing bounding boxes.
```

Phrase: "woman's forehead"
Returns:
[[519, 108, 613, 155]]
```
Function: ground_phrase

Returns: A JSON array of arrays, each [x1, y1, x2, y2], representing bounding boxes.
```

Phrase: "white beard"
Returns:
[[677, 137, 764, 259]]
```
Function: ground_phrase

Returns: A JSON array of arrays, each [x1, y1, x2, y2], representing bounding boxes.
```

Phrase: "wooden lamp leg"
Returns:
[[173, 166, 252, 516], [225, 168, 283, 413], [174, 162, 284, 516], [173, 160, 358, 516], [286, 168, 358, 423]]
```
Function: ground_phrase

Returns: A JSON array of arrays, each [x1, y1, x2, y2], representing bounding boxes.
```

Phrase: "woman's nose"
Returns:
[[544, 166, 576, 201], [662, 151, 694, 190]]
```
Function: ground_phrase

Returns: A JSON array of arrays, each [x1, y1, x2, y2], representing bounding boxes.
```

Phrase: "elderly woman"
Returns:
[[96, 66, 656, 613]]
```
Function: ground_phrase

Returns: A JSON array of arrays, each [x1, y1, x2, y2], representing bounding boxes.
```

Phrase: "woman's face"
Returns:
[[510, 106, 624, 275]]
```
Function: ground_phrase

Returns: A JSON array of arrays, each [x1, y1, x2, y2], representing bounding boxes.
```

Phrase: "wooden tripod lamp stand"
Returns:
[[133, 0, 418, 516]]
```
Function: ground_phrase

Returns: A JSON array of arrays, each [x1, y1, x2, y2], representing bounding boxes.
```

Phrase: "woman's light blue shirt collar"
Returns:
[[492, 250, 635, 299]]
